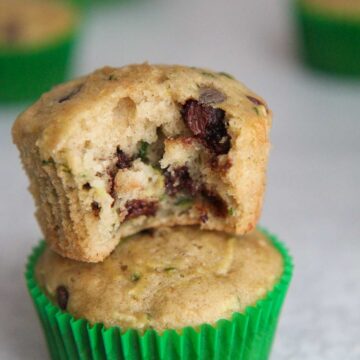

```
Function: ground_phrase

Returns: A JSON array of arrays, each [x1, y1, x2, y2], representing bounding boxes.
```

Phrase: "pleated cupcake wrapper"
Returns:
[[295, 0, 360, 76], [25, 229, 293, 360], [0, 30, 78, 103]]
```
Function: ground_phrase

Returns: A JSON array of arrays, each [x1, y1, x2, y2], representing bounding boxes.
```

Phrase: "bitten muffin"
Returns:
[[296, 0, 360, 75], [0, 0, 75, 47], [13, 64, 272, 262], [35, 226, 283, 331]]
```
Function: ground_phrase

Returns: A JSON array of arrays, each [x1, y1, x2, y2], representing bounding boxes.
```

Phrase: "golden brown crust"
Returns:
[[13, 64, 272, 262], [36, 227, 283, 331]]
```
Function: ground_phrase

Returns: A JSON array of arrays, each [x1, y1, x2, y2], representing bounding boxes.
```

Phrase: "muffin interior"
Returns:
[[49, 86, 238, 235], [108, 99, 233, 224]]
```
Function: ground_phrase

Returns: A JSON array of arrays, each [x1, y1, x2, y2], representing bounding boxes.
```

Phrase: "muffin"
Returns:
[[65, 0, 91, 9], [0, 0, 78, 102], [27, 226, 293, 360], [295, 0, 360, 75], [13, 64, 272, 262]]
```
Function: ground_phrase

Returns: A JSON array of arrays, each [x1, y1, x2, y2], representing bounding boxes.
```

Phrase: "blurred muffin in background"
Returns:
[[0, 0, 79, 103], [295, 0, 360, 76], [60, 0, 91, 10]]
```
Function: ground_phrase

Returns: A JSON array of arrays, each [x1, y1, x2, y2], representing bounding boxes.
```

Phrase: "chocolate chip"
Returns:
[[164, 166, 197, 196], [181, 100, 209, 136], [125, 200, 158, 220], [107, 169, 117, 203], [181, 100, 230, 155], [107, 147, 133, 202], [56, 286, 69, 310], [201, 187, 228, 217], [82, 183, 91, 190], [199, 86, 227, 105], [58, 85, 82, 103], [246, 95, 265, 108], [139, 228, 155, 236], [116, 147, 132, 169], [91, 201, 101, 217], [203, 117, 231, 155], [121, 264, 128, 271]]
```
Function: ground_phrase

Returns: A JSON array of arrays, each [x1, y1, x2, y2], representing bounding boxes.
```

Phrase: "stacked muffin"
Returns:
[[13, 64, 293, 359]]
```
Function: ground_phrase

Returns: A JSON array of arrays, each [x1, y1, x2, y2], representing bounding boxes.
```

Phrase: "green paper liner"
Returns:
[[25, 229, 293, 360], [0, 30, 78, 103], [295, 0, 360, 76]]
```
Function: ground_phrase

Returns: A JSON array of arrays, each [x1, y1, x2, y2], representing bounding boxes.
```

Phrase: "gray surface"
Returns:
[[0, 0, 359, 358]]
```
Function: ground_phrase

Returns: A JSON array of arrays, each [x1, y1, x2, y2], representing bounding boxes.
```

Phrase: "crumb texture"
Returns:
[[13, 63, 272, 262], [36, 227, 283, 331]]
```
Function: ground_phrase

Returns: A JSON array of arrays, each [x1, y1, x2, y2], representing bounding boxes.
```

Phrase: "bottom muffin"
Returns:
[[26, 226, 293, 360]]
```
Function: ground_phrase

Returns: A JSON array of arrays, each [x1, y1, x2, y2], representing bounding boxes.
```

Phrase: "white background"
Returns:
[[0, 0, 359, 358]]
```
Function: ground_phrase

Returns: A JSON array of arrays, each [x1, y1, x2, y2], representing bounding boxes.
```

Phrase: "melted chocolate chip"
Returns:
[[58, 85, 82, 103], [107, 162, 120, 202], [121, 264, 128, 271], [82, 183, 91, 190], [91, 201, 101, 217], [164, 166, 196, 196], [181, 100, 230, 155], [107, 147, 133, 202], [116, 147, 132, 169], [201, 188, 228, 217], [125, 200, 158, 220], [56, 286, 69, 310], [199, 86, 227, 105]]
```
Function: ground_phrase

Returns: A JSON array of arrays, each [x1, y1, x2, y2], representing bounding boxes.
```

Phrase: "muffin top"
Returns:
[[0, 0, 76, 47], [13, 63, 269, 160], [36, 227, 283, 331], [302, 0, 360, 14]]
